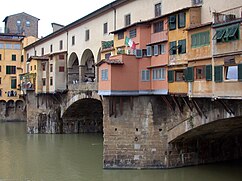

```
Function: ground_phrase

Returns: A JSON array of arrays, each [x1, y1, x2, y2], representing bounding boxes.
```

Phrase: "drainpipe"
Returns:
[[111, 4, 117, 31], [66, 30, 69, 89]]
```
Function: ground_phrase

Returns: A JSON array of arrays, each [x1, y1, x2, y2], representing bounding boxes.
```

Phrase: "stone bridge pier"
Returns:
[[103, 96, 242, 169], [26, 82, 103, 134]]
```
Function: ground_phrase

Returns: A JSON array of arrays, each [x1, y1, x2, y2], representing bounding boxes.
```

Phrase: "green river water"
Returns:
[[0, 122, 242, 181]]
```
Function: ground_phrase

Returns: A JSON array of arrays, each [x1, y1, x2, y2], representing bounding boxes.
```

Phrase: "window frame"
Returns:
[[169, 41, 177, 55], [59, 40, 63, 50], [125, 14, 131, 26], [153, 21, 164, 33], [154, 3, 162, 17], [195, 66, 205, 80], [178, 12, 186, 28], [224, 65, 238, 81], [103, 22, 108, 35], [152, 68, 165, 80], [12, 54, 16, 61], [101, 69, 108, 81], [129, 29, 137, 38], [141, 70, 150, 81], [178, 39, 186, 54], [85, 29, 90, 41], [72, 36, 75, 46], [118, 31, 124, 40], [169, 15, 176, 30]]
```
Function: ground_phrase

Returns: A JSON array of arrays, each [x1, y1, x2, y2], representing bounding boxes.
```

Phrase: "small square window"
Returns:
[[103, 23, 108, 34], [118, 32, 124, 40], [154, 21, 164, 33], [125, 14, 131, 26], [175, 70, 185, 81], [129, 29, 136, 38], [26, 21, 30, 27], [85, 30, 90, 41], [12, 54, 16, 61], [225, 65, 238, 80], [59, 66, 65, 72], [59, 40, 63, 50], [195, 66, 205, 79], [72, 36, 75, 45], [155, 3, 162, 17], [50, 64, 53, 72]]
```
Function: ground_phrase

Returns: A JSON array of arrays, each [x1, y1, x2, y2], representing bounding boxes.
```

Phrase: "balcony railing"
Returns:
[[213, 6, 242, 24], [151, 30, 168, 44]]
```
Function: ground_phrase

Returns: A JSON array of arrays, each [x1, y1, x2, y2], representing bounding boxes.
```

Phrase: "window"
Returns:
[[191, 31, 210, 47], [59, 40, 63, 50], [72, 36, 75, 45], [125, 14, 131, 26], [101, 69, 108, 81], [129, 29, 137, 38], [6, 66, 16, 74], [225, 65, 238, 80], [136, 49, 143, 58], [118, 32, 124, 40], [42, 63, 46, 71], [105, 53, 111, 60], [14, 44, 21, 49], [0, 66, 1, 72], [175, 70, 185, 81], [11, 77, 17, 89], [154, 45, 159, 56], [206, 65, 212, 81], [186, 67, 194, 82], [50, 77, 53, 86], [213, 24, 239, 43], [30, 66, 32, 71], [41, 48, 44, 55], [34, 65, 36, 70], [169, 15, 176, 30], [153, 68, 165, 80], [155, 3, 162, 17], [59, 66, 65, 72], [178, 39, 186, 54], [0, 43, 4, 49], [178, 12, 186, 28], [21, 55, 24, 62], [141, 70, 150, 81], [16, 20, 21, 26], [147, 46, 152, 56], [12, 54, 16, 61], [195, 66, 205, 79], [169, 41, 177, 55], [50, 64, 53, 72], [103, 22, 108, 34], [42, 78, 46, 86], [6, 44, 12, 49], [34, 50, 37, 56], [160, 44, 165, 54], [192, 0, 203, 5], [154, 21, 164, 33], [59, 54, 65, 60], [0, 77, 1, 84], [26, 21, 30, 27], [0, 54, 1, 60], [50, 44, 53, 52], [85, 29, 90, 41], [0, 89, 2, 97]]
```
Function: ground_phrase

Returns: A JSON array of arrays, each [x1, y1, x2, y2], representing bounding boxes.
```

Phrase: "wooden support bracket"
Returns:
[[172, 95, 183, 114], [162, 96, 175, 112], [218, 99, 235, 116], [182, 97, 193, 111], [191, 99, 207, 119]]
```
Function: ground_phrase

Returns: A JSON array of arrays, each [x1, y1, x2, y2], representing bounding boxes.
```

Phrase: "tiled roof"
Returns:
[[96, 59, 124, 66]]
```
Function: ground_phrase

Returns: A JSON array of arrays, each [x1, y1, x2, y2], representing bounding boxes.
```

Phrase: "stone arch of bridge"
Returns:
[[61, 92, 103, 133], [68, 52, 79, 84], [80, 49, 95, 82]]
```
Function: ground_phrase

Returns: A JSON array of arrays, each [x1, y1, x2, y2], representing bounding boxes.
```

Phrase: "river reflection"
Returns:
[[0, 122, 242, 181]]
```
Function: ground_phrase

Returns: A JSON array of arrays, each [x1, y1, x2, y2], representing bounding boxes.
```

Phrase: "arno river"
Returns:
[[0, 122, 242, 181]]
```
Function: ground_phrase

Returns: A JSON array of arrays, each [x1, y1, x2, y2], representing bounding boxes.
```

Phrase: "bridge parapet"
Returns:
[[68, 82, 98, 92]]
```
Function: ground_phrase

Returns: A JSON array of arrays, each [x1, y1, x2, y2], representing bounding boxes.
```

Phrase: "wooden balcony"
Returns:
[[150, 30, 168, 44]]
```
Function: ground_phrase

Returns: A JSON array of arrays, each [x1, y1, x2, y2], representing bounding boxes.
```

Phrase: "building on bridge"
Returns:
[[20, 0, 242, 169]]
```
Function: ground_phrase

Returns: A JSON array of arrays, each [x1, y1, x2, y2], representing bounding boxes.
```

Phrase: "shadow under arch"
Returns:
[[68, 52, 79, 84], [80, 49, 95, 82], [62, 98, 103, 133]]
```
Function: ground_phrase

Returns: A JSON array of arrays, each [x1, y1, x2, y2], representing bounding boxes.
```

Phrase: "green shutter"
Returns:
[[186, 67, 194, 82], [238, 64, 242, 81], [6, 66, 10, 74], [168, 70, 174, 83], [11, 79, 16, 89], [206, 65, 212, 81], [214, 66, 223, 82]]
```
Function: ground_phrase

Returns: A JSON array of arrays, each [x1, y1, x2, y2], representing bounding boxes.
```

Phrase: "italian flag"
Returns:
[[125, 36, 136, 49]]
